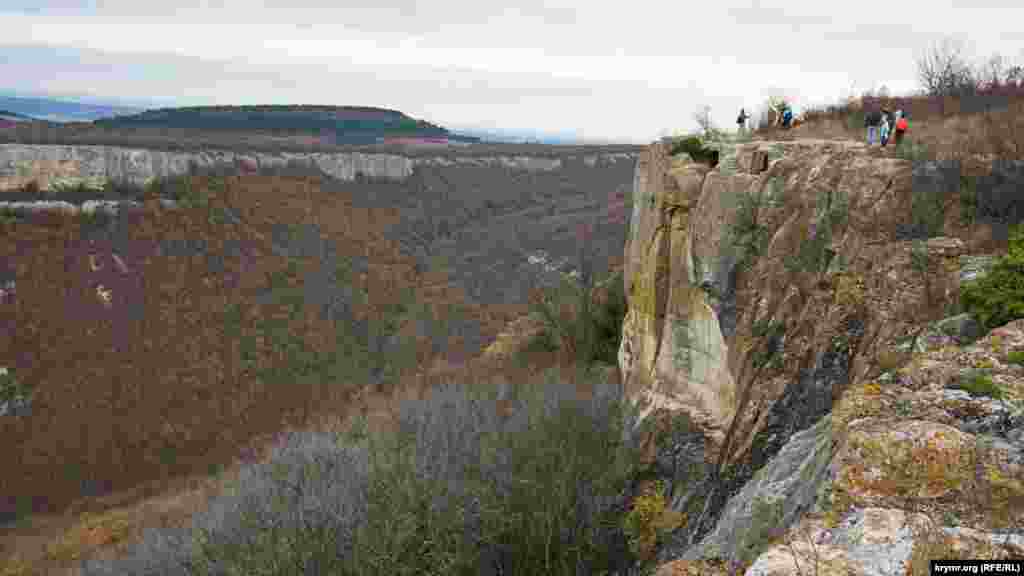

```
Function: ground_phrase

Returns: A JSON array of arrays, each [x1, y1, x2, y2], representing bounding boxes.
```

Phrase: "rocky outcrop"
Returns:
[[0, 143, 638, 191], [0, 198, 179, 216], [619, 138, 1024, 574]]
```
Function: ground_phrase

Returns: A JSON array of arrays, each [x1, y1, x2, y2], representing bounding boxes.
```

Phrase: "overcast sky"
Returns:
[[2, 1, 1022, 143]]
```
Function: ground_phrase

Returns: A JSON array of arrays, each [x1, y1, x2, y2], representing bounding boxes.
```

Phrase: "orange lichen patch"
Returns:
[[44, 510, 133, 563], [837, 420, 973, 500], [654, 558, 732, 576]]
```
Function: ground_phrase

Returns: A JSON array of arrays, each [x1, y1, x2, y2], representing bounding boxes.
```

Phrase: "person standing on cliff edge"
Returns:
[[736, 108, 751, 134], [864, 107, 883, 146]]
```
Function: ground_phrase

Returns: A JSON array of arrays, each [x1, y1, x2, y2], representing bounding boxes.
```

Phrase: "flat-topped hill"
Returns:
[[90, 104, 477, 145]]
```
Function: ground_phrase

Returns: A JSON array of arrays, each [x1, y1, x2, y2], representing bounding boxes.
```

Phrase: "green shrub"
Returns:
[[143, 173, 210, 207], [894, 139, 934, 163], [908, 186, 947, 239], [784, 189, 848, 274], [623, 479, 685, 563], [355, 370, 642, 576], [85, 368, 645, 575], [668, 135, 718, 166], [959, 175, 979, 226], [0, 207, 22, 226], [729, 185, 777, 267], [528, 265, 627, 368], [750, 317, 786, 371], [960, 224, 1024, 332], [1006, 350, 1024, 366], [846, 109, 866, 133], [910, 240, 930, 274], [733, 497, 787, 571], [0, 366, 33, 416], [955, 371, 1006, 400]]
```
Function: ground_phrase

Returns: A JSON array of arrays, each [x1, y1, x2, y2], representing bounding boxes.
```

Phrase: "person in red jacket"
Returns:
[[892, 110, 909, 146]]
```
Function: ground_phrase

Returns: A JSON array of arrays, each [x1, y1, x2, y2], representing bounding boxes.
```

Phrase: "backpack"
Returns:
[[864, 111, 881, 127], [896, 118, 908, 131]]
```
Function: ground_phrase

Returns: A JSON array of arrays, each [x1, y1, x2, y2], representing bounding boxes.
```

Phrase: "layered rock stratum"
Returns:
[[0, 143, 637, 191]]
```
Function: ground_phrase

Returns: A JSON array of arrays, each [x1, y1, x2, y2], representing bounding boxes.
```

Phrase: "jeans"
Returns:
[[866, 126, 877, 145], [880, 124, 890, 146]]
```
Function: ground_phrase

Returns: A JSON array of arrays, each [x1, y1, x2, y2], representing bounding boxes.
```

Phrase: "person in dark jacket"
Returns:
[[864, 108, 883, 146], [737, 108, 751, 133]]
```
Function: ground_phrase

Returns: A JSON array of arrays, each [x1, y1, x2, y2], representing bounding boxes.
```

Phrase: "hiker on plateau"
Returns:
[[769, 99, 785, 127], [736, 108, 751, 133], [892, 110, 909, 146], [781, 106, 794, 129], [879, 107, 892, 147], [864, 107, 883, 146]]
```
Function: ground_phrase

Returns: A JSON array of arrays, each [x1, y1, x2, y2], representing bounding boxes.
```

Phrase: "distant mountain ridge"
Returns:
[[0, 95, 145, 122], [95, 104, 481, 145], [0, 94, 629, 146], [0, 110, 32, 120]]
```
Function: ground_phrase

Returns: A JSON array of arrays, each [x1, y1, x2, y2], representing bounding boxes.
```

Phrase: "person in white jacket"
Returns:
[[879, 108, 891, 147]]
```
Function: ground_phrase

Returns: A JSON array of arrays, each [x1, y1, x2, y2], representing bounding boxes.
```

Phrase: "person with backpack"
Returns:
[[864, 107, 883, 146], [892, 110, 908, 146], [782, 106, 794, 129], [737, 108, 751, 133]]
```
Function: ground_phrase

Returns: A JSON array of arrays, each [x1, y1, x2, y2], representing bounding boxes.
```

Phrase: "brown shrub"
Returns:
[[774, 87, 1024, 160], [0, 174, 451, 519]]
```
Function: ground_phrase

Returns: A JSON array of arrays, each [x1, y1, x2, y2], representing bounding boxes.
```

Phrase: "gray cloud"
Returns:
[[2, 1, 1022, 142]]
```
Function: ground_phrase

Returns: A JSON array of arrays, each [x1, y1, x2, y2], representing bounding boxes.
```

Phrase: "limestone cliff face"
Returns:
[[621, 138, 1024, 574], [0, 143, 637, 191], [620, 138, 962, 457]]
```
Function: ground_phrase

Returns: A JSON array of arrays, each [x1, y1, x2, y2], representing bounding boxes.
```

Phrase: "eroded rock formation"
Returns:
[[620, 139, 1024, 574]]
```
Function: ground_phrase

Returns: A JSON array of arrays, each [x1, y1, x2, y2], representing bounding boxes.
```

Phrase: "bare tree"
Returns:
[[972, 52, 1024, 90], [915, 36, 978, 96], [1008, 65, 1024, 86], [975, 53, 1008, 90], [693, 105, 715, 137]]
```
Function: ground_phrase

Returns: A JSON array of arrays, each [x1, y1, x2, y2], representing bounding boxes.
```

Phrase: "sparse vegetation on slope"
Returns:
[[0, 173, 434, 528], [961, 223, 1024, 333], [79, 365, 644, 576], [523, 261, 627, 369]]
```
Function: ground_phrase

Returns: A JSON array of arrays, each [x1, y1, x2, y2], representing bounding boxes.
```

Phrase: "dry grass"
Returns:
[[764, 87, 1024, 161]]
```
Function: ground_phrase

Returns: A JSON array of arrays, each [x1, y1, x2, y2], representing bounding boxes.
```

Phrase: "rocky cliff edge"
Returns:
[[619, 138, 1024, 574], [0, 143, 638, 192]]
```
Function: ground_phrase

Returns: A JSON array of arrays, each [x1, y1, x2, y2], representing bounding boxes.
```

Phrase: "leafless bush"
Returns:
[[917, 36, 1024, 97], [916, 37, 982, 96], [693, 105, 716, 137]]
